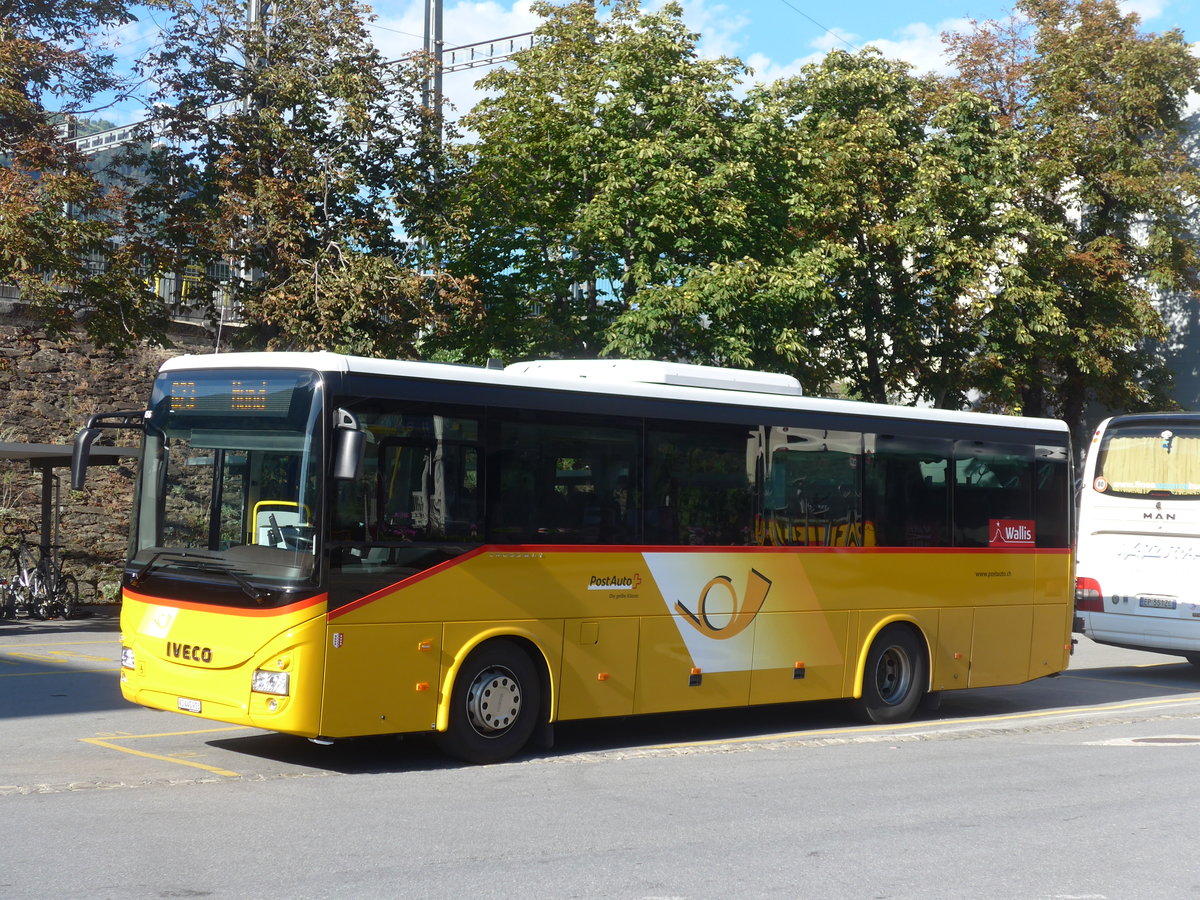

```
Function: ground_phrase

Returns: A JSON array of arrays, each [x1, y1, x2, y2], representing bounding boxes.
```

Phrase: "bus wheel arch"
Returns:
[[436, 636, 549, 764], [850, 621, 929, 725]]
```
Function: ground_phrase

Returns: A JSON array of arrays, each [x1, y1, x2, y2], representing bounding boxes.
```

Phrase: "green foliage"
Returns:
[[0, 0, 170, 349], [609, 50, 1018, 405], [429, 0, 752, 362], [947, 0, 1200, 435], [124, 0, 461, 353], [7, 0, 1200, 431]]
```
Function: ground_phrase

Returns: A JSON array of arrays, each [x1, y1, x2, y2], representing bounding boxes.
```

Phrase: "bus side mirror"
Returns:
[[71, 427, 102, 490], [333, 409, 366, 481], [69, 409, 146, 490]]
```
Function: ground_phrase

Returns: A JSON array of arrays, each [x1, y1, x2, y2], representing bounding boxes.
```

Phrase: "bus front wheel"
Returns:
[[437, 640, 541, 764], [850, 625, 927, 724]]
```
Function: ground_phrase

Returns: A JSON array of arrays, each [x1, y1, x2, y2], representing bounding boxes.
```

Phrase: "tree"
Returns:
[[127, 0, 469, 355], [945, 0, 1200, 438], [608, 50, 1020, 405], [0, 0, 169, 348], [429, 0, 752, 362]]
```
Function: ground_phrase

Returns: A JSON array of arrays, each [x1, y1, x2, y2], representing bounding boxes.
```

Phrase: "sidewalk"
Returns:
[[73, 603, 121, 621]]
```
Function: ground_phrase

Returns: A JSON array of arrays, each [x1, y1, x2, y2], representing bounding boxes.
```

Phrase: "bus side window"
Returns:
[[760, 427, 862, 546], [1034, 446, 1070, 548], [953, 441, 1034, 547], [863, 435, 951, 547], [331, 449, 377, 544], [490, 414, 640, 545], [378, 438, 436, 540], [645, 423, 756, 546]]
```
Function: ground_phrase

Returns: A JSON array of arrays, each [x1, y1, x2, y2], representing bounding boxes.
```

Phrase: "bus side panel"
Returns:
[[1029, 605, 1070, 680], [748, 611, 850, 704], [320, 622, 442, 738], [932, 607, 973, 691], [634, 615, 752, 715], [1032, 551, 1073, 677], [968, 606, 1035, 687], [558, 617, 640, 721], [1035, 551, 1074, 604]]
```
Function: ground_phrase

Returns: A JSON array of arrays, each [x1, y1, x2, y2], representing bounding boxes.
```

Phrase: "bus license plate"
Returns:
[[178, 697, 202, 713], [1139, 596, 1177, 610]]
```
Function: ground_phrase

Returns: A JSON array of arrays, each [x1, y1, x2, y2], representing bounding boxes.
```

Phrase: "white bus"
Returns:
[[1075, 412, 1200, 663]]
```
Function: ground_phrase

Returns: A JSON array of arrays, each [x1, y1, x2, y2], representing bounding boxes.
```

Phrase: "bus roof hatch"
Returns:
[[505, 359, 802, 396]]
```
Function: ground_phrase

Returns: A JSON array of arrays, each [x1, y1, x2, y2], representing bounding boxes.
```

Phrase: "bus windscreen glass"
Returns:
[[1094, 423, 1200, 498], [130, 369, 324, 602]]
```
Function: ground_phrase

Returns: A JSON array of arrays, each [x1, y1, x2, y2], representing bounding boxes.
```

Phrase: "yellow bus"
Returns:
[[73, 353, 1074, 763]]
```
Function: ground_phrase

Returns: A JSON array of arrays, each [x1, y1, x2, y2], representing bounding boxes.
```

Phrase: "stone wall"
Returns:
[[0, 310, 214, 601]]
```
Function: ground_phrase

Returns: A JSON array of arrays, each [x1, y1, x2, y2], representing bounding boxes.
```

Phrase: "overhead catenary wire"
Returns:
[[773, 0, 859, 52]]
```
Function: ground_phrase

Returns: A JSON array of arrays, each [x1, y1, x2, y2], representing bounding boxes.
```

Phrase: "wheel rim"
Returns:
[[874, 644, 913, 706], [464, 665, 522, 737]]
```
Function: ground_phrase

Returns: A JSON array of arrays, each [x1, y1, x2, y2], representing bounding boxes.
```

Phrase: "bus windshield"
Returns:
[[130, 369, 324, 602], [1094, 422, 1200, 499]]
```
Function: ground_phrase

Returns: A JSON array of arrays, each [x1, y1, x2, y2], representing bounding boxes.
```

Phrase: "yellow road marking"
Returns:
[[0, 667, 112, 677], [6, 649, 113, 663], [81, 726, 250, 777]]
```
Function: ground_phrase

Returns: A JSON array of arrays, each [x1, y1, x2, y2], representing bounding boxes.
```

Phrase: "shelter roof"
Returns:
[[0, 442, 137, 470]]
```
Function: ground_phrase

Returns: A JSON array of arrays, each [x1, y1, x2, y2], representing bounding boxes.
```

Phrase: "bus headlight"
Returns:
[[121, 646, 136, 670], [251, 669, 291, 696]]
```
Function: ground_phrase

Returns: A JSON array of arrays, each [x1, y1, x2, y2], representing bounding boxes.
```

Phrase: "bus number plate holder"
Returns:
[[178, 697, 202, 713]]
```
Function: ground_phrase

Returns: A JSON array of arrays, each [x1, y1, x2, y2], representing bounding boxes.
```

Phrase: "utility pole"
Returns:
[[422, 0, 444, 145], [245, 0, 271, 113]]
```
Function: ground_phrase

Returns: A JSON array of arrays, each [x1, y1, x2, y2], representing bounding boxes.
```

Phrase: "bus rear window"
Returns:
[[1094, 424, 1200, 498]]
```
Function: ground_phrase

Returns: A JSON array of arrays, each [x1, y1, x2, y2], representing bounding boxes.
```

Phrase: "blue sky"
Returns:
[[361, 0, 1200, 76], [98, 0, 1200, 126]]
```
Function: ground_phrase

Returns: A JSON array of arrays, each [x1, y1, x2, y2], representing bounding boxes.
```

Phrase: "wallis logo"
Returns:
[[675, 569, 772, 639], [989, 519, 1036, 548]]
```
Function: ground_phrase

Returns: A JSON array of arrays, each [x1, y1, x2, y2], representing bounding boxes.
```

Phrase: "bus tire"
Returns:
[[850, 625, 927, 724], [437, 640, 541, 764]]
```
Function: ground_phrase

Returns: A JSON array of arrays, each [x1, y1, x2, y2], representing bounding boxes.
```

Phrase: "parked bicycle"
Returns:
[[0, 523, 79, 620]]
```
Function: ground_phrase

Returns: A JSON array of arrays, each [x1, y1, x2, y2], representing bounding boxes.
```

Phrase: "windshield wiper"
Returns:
[[130, 551, 269, 604]]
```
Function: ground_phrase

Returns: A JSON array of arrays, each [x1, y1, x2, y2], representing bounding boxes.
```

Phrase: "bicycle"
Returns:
[[0, 545, 18, 619], [0, 523, 79, 620]]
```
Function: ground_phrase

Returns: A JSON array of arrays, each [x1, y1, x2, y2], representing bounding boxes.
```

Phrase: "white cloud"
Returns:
[[862, 19, 973, 76], [1120, 0, 1167, 22], [736, 18, 973, 89], [669, 0, 751, 60]]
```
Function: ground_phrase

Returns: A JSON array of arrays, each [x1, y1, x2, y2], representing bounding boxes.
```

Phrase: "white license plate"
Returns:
[[1139, 596, 1177, 610], [177, 697, 202, 713]]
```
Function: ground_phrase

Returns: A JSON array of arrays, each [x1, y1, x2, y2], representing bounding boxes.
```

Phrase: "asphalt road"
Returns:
[[3, 607, 1200, 899]]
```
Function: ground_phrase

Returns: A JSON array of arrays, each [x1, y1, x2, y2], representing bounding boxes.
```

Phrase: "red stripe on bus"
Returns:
[[325, 543, 1071, 620]]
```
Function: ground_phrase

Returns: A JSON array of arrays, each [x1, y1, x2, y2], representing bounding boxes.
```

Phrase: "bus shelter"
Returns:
[[0, 442, 137, 556]]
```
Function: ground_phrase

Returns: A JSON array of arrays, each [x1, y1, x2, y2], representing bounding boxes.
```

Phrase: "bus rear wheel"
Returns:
[[851, 625, 927, 724], [437, 640, 541, 765]]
